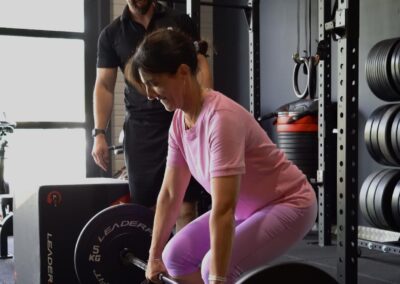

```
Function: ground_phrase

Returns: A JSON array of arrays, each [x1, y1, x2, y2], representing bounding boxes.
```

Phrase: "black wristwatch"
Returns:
[[92, 128, 106, 138]]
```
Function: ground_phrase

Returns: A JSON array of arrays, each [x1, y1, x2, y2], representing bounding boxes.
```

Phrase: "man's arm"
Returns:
[[92, 67, 117, 171]]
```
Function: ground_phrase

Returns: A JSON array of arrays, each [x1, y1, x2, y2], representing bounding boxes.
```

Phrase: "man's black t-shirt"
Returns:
[[96, 3, 203, 206]]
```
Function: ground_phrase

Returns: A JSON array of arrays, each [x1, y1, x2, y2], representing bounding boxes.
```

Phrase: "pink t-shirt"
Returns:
[[167, 90, 315, 220]]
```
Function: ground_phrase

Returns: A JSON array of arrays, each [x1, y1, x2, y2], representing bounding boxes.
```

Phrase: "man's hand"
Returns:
[[92, 135, 110, 171]]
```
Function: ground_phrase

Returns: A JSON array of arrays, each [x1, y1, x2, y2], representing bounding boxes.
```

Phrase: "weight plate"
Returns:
[[375, 40, 388, 99], [290, 159, 318, 169], [390, 41, 400, 93], [366, 41, 381, 97], [278, 148, 317, 155], [359, 170, 384, 227], [379, 39, 399, 100], [367, 39, 400, 101], [368, 105, 391, 164], [277, 139, 317, 146], [395, 41, 400, 91], [236, 262, 338, 284], [391, 112, 400, 162], [367, 170, 395, 227], [391, 181, 400, 231], [74, 204, 154, 284], [369, 106, 385, 164], [394, 42, 400, 92], [364, 109, 378, 160], [377, 104, 400, 166], [374, 41, 391, 100], [373, 169, 400, 229], [284, 152, 317, 161], [277, 132, 317, 139]]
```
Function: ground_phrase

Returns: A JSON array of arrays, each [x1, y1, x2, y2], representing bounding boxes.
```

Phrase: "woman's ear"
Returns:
[[177, 64, 191, 78]]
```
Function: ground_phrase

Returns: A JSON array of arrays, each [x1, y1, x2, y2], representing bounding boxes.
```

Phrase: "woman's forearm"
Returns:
[[149, 188, 182, 259], [209, 208, 235, 281]]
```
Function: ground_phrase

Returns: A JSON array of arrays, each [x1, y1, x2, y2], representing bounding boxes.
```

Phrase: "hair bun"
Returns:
[[197, 40, 208, 57]]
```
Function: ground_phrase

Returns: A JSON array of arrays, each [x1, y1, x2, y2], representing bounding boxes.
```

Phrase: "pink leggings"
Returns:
[[162, 202, 317, 284]]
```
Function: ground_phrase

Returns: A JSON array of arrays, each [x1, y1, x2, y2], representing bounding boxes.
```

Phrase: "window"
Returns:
[[0, 0, 84, 32], [0, 1, 108, 184], [0, 36, 85, 122], [5, 129, 86, 182]]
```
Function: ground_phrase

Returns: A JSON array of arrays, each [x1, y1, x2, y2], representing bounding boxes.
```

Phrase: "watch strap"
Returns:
[[92, 128, 106, 138]]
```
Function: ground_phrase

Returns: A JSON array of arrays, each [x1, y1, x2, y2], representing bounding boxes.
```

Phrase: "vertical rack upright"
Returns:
[[335, 0, 359, 283], [317, 0, 334, 247]]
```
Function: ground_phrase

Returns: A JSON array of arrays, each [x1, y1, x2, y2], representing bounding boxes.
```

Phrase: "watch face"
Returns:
[[92, 129, 105, 137]]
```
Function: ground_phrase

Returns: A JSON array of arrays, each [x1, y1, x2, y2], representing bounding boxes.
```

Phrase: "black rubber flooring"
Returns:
[[269, 232, 400, 284]]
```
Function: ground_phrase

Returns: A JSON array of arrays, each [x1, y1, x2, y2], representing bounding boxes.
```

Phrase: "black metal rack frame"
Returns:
[[184, 0, 260, 119], [317, 0, 333, 247], [318, 2, 360, 283], [334, 1, 360, 283]]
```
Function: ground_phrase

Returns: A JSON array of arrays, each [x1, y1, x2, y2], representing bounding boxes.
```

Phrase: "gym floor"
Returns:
[[270, 231, 400, 284], [1, 231, 399, 284]]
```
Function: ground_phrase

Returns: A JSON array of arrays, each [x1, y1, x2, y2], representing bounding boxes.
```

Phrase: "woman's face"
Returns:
[[138, 68, 184, 112]]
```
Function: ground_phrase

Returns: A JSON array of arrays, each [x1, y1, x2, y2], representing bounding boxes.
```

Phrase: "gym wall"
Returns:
[[110, 0, 214, 175], [214, 0, 400, 227], [214, 0, 319, 139]]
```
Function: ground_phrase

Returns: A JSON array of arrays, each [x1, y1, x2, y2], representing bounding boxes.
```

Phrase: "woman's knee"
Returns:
[[162, 237, 183, 273], [200, 253, 210, 282], [163, 232, 202, 276]]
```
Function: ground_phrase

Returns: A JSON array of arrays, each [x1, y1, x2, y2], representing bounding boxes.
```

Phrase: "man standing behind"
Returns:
[[91, 0, 212, 230]]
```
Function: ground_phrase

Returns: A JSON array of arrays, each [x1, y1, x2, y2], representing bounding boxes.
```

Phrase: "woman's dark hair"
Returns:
[[125, 28, 208, 86]]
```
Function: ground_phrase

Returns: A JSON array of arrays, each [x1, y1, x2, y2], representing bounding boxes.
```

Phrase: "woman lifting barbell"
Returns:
[[125, 28, 317, 284]]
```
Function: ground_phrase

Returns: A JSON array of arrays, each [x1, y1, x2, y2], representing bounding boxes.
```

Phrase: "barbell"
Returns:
[[74, 203, 338, 284]]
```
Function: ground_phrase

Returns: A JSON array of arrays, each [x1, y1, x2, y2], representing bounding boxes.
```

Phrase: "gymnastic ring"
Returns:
[[293, 57, 311, 99]]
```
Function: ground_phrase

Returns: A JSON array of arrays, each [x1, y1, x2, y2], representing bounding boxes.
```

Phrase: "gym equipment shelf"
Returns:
[[355, 0, 400, 265]]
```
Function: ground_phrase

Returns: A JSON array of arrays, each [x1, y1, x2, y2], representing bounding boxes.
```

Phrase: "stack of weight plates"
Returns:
[[362, 38, 400, 231], [359, 169, 400, 231], [364, 104, 400, 166], [276, 112, 318, 181], [366, 38, 400, 101]]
